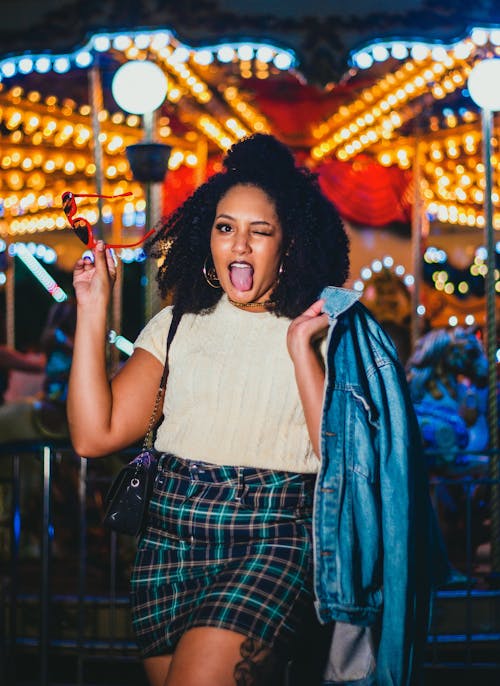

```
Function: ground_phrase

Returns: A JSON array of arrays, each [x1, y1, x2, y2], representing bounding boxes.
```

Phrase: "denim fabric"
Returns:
[[314, 287, 446, 686]]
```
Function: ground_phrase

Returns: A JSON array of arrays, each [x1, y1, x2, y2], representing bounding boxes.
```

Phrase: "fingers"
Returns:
[[73, 255, 94, 274], [301, 298, 325, 318], [73, 256, 93, 277], [93, 240, 107, 270], [105, 247, 117, 278], [93, 241, 116, 281], [308, 312, 329, 335]]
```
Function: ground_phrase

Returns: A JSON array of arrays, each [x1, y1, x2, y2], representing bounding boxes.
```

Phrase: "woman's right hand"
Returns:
[[72, 241, 117, 308]]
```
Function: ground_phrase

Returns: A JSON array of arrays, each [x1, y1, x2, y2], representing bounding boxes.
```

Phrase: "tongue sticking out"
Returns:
[[230, 264, 254, 291]]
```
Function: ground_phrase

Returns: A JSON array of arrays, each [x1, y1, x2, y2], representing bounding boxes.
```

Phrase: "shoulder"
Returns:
[[133, 306, 174, 363], [137, 305, 174, 339]]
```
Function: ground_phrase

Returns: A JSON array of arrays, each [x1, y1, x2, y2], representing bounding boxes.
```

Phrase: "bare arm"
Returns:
[[67, 241, 163, 457], [0, 346, 45, 373], [287, 299, 329, 459]]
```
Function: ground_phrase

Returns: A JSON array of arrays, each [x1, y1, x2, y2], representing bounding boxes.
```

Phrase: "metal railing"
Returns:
[[0, 442, 499, 685]]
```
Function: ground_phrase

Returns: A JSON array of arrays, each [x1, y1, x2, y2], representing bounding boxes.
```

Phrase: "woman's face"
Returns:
[[210, 184, 283, 305]]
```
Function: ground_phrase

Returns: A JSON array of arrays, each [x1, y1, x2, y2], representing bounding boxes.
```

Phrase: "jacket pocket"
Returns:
[[346, 386, 379, 483]]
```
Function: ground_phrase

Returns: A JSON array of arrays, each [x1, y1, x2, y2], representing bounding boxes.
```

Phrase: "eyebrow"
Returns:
[[215, 213, 274, 227]]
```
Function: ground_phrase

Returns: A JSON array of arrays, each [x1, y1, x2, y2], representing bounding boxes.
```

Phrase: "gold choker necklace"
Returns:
[[228, 298, 273, 309]]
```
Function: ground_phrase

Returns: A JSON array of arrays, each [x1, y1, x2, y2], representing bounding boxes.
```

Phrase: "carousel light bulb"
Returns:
[[112, 60, 168, 114], [113, 35, 132, 51], [35, 57, 51, 73], [373, 45, 389, 62], [391, 43, 409, 59], [193, 50, 213, 66], [431, 46, 448, 62], [2, 61, 16, 77], [53, 57, 70, 73], [217, 46, 235, 63], [94, 36, 110, 52], [238, 45, 254, 61], [134, 34, 151, 50], [355, 52, 373, 69], [411, 44, 429, 61], [454, 42, 472, 59], [471, 29, 489, 46], [19, 58, 34, 74], [75, 51, 93, 68], [256, 46, 274, 63], [273, 52, 293, 70], [171, 47, 190, 63]]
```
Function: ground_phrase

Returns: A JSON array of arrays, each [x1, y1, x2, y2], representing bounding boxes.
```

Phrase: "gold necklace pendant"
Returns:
[[228, 297, 273, 309]]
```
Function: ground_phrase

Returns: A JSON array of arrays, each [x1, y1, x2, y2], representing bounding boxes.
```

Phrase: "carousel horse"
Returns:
[[406, 326, 489, 467], [406, 327, 490, 581]]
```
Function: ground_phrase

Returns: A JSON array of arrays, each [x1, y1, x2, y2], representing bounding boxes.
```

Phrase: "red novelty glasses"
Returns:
[[61, 191, 154, 249]]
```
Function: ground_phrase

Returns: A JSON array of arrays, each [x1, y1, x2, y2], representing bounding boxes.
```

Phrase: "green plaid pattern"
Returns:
[[130, 453, 316, 658]]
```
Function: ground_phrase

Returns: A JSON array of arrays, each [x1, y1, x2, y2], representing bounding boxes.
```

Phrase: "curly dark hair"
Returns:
[[147, 134, 350, 319]]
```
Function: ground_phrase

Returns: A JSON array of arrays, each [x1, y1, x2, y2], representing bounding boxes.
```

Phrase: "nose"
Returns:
[[231, 230, 251, 255]]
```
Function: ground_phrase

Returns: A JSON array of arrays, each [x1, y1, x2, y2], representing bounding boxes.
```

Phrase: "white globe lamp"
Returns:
[[111, 60, 167, 115], [467, 58, 500, 112], [111, 60, 171, 322], [111, 58, 172, 182]]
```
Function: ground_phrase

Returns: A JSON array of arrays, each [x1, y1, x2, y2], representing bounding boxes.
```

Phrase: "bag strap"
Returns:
[[142, 307, 182, 451]]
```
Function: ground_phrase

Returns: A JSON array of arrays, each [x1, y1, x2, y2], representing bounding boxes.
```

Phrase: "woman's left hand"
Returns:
[[287, 299, 329, 362]]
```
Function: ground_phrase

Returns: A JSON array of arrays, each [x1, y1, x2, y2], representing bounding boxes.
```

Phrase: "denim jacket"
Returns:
[[314, 287, 446, 686]]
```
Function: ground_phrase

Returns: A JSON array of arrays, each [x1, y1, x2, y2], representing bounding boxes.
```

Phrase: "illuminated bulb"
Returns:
[[431, 47, 449, 62], [355, 52, 373, 69], [411, 44, 429, 61], [454, 43, 472, 59], [391, 43, 409, 59], [94, 36, 111, 52], [54, 57, 70, 73], [373, 45, 389, 62], [217, 46, 236, 63], [238, 45, 254, 61], [471, 29, 489, 46], [75, 51, 93, 68], [35, 57, 51, 73], [193, 50, 214, 67]]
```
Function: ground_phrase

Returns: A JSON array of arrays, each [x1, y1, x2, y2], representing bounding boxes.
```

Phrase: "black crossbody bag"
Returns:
[[103, 309, 182, 536]]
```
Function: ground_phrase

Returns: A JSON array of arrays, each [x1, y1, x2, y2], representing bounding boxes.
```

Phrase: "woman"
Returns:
[[68, 135, 437, 686]]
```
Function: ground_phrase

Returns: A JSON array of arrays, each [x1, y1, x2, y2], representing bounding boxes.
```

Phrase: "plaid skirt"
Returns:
[[130, 453, 316, 658]]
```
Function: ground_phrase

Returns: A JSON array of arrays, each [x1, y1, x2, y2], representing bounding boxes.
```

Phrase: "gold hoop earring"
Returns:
[[203, 256, 221, 289]]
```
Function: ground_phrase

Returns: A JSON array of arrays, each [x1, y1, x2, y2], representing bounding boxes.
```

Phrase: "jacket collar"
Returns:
[[320, 286, 362, 320]]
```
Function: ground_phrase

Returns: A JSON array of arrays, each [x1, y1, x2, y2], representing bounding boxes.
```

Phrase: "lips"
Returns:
[[229, 261, 254, 291]]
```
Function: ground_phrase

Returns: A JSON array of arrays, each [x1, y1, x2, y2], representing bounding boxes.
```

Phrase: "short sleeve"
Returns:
[[133, 306, 173, 364]]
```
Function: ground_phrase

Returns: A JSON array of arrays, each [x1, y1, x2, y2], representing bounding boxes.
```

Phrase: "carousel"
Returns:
[[0, 15, 498, 337], [0, 5, 499, 678], [0, 10, 498, 404]]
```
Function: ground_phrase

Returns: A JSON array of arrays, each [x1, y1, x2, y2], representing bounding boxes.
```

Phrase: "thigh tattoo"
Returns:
[[233, 637, 284, 686]]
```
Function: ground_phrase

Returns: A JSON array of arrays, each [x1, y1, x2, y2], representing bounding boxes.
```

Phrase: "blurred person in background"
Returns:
[[0, 298, 76, 443]]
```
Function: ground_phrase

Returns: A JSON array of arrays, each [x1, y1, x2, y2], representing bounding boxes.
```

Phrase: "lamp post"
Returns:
[[112, 60, 171, 322], [467, 58, 500, 576]]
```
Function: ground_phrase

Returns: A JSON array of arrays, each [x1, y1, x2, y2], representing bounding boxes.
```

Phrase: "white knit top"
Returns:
[[134, 294, 323, 473]]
